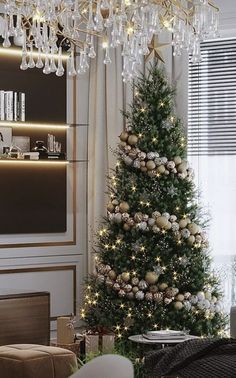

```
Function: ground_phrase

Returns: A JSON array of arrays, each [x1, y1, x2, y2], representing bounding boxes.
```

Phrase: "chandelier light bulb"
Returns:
[[0, 0, 220, 81]]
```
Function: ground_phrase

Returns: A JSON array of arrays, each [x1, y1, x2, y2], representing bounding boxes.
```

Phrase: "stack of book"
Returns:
[[143, 330, 187, 340], [0, 90, 25, 122]]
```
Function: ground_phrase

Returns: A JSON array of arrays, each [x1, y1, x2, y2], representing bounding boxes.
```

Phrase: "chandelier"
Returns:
[[1, 1, 219, 81]]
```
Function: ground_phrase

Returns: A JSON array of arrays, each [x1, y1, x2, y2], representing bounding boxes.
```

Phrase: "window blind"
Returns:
[[188, 38, 236, 156]]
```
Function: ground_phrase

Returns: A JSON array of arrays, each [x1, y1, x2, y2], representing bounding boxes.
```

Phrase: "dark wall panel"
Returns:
[[0, 52, 67, 234]]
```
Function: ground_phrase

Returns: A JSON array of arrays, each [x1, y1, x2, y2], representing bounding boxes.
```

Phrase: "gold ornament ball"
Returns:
[[155, 216, 169, 229], [108, 270, 117, 280], [149, 285, 158, 293], [140, 166, 148, 172], [179, 219, 188, 229], [128, 134, 138, 146], [157, 164, 166, 174], [120, 131, 129, 142], [121, 272, 130, 282], [146, 160, 156, 170], [107, 202, 115, 212], [145, 271, 159, 285], [119, 201, 130, 213], [176, 294, 185, 302], [132, 286, 139, 294], [165, 221, 172, 230], [177, 162, 187, 173], [174, 156, 182, 165], [188, 235, 195, 245], [140, 161, 146, 167], [188, 223, 200, 235], [159, 282, 168, 291], [123, 223, 130, 231], [174, 301, 183, 310]]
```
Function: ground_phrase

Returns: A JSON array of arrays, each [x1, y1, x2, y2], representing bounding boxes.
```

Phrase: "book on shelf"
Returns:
[[0, 89, 26, 122]]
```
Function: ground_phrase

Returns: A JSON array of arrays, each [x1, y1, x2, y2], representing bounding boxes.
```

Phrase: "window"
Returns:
[[188, 38, 236, 309]]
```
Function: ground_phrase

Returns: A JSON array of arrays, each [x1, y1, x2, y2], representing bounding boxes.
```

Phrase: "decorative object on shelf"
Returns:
[[32, 140, 48, 159], [57, 315, 75, 345], [0, 126, 12, 154], [0, 89, 25, 122], [12, 136, 30, 152], [0, 1, 219, 81]]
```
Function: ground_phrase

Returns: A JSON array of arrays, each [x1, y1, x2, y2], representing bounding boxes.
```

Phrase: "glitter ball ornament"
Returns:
[[170, 215, 177, 222], [164, 297, 172, 305], [121, 212, 130, 221], [181, 228, 191, 239], [172, 222, 180, 232], [124, 284, 132, 292], [135, 290, 145, 300], [191, 295, 198, 305], [145, 292, 153, 301], [184, 301, 192, 311], [147, 152, 156, 160], [154, 157, 162, 166], [148, 218, 155, 226], [139, 280, 148, 290], [133, 159, 141, 168], [131, 277, 139, 286], [197, 291, 205, 301], [149, 285, 158, 293], [152, 211, 161, 219], [113, 283, 120, 291], [118, 289, 126, 297], [124, 156, 133, 166]]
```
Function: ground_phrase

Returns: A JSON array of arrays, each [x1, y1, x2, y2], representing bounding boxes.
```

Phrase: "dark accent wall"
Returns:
[[0, 53, 67, 234]]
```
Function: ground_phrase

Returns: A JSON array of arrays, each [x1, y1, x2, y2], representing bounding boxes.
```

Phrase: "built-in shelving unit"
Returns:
[[0, 48, 68, 234]]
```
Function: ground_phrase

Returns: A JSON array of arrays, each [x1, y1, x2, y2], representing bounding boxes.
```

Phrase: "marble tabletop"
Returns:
[[128, 334, 199, 345]]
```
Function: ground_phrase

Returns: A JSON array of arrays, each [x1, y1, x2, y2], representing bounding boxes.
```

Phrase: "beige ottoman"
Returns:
[[0, 344, 78, 378]]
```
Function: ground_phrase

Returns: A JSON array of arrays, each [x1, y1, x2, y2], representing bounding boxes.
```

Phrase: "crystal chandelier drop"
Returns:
[[0, 1, 219, 81]]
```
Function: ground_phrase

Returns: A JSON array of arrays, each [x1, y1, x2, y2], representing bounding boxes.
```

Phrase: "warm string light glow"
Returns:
[[0, 121, 68, 129], [0, 0, 219, 81]]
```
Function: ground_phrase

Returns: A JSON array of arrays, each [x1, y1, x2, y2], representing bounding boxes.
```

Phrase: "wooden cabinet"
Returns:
[[0, 289, 50, 346]]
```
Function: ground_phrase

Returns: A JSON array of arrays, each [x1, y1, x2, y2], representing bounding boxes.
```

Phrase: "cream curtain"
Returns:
[[87, 45, 133, 272]]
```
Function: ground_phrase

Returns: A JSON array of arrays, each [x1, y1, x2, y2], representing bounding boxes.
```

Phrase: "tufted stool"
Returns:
[[0, 344, 78, 378]]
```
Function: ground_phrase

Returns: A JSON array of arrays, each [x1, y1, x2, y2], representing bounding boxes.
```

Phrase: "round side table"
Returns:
[[129, 334, 198, 348]]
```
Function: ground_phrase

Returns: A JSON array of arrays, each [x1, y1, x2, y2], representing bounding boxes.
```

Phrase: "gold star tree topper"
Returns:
[[145, 36, 169, 64]]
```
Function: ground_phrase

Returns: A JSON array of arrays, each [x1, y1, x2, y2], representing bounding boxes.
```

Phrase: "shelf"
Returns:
[[0, 121, 69, 129], [0, 159, 69, 164]]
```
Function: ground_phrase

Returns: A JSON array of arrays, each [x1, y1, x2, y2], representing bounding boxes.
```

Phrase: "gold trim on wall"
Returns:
[[0, 265, 77, 319]]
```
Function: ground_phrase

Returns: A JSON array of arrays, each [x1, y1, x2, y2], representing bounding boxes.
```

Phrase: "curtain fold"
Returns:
[[87, 46, 133, 272]]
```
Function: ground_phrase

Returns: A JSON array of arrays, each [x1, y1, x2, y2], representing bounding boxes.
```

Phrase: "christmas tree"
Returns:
[[81, 66, 226, 349]]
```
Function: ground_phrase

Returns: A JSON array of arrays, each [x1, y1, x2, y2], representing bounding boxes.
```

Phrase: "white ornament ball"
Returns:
[[184, 301, 192, 311], [154, 157, 162, 166], [164, 297, 172, 305], [170, 215, 177, 222], [197, 291, 205, 301], [131, 277, 139, 286], [138, 152, 146, 160], [147, 152, 156, 160], [172, 222, 179, 232], [121, 212, 130, 221], [124, 284, 132, 292], [135, 290, 145, 301], [162, 212, 170, 220], [133, 159, 141, 169], [181, 228, 191, 239], [148, 218, 155, 227], [138, 221, 147, 231], [167, 161, 175, 170], [113, 283, 120, 291], [191, 295, 198, 305], [161, 157, 168, 164], [143, 214, 149, 222], [124, 156, 133, 166], [184, 292, 191, 300], [152, 211, 161, 219], [153, 225, 160, 233]]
